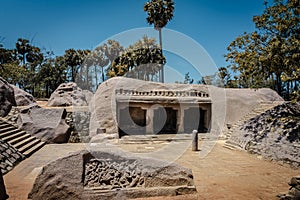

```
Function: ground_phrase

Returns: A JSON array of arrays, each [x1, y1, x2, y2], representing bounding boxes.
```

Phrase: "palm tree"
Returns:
[[144, 0, 174, 83]]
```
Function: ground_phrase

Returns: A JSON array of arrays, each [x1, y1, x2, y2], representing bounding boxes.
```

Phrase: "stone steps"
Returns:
[[223, 101, 284, 150], [0, 117, 45, 157]]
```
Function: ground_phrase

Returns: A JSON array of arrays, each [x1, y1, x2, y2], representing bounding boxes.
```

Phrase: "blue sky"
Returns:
[[0, 0, 266, 82]]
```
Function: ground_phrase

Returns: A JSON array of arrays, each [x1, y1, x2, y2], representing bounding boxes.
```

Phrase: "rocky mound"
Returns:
[[0, 139, 25, 174], [89, 77, 283, 139], [277, 176, 300, 200], [230, 102, 300, 167], [47, 82, 92, 107], [0, 77, 16, 117], [17, 106, 71, 143], [10, 85, 36, 106], [28, 150, 196, 200]]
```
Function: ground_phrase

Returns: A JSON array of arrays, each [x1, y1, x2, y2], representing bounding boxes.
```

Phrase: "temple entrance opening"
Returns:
[[184, 107, 208, 133], [116, 89, 211, 138], [153, 107, 177, 134], [118, 106, 146, 137]]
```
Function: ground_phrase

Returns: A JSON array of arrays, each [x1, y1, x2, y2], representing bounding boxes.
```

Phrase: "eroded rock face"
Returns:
[[28, 150, 196, 200], [10, 84, 36, 106], [90, 77, 283, 139], [47, 82, 89, 107], [0, 77, 16, 117], [0, 139, 25, 174], [278, 176, 300, 200], [17, 106, 71, 143], [229, 102, 300, 167]]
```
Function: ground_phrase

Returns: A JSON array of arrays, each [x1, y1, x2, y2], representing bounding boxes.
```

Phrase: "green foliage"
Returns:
[[107, 36, 165, 81], [144, 0, 174, 30], [144, 0, 175, 82], [0, 38, 90, 98], [38, 53, 67, 97], [225, 0, 300, 100], [175, 72, 194, 84]]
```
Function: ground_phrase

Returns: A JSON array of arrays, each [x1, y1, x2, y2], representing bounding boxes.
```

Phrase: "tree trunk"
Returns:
[[85, 65, 89, 90], [275, 73, 282, 96], [95, 66, 98, 86], [101, 67, 105, 82], [158, 28, 164, 83]]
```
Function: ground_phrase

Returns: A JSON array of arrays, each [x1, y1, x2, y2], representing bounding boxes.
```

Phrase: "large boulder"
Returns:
[[228, 102, 300, 167], [28, 149, 196, 200], [278, 176, 300, 200], [89, 77, 211, 138], [89, 77, 283, 139], [224, 88, 284, 126], [10, 84, 36, 106], [47, 82, 89, 107], [17, 106, 71, 143], [0, 138, 25, 174], [0, 77, 16, 117], [82, 89, 94, 105]]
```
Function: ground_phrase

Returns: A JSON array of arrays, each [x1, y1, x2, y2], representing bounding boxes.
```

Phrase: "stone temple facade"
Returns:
[[89, 77, 283, 139], [116, 88, 211, 137]]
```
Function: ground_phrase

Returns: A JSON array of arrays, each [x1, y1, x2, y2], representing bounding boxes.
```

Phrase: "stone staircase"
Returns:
[[223, 101, 284, 150], [0, 117, 45, 157]]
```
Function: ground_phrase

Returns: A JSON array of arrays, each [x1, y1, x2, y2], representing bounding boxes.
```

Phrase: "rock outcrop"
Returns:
[[0, 77, 16, 117], [47, 82, 90, 107], [224, 88, 283, 127], [277, 176, 300, 200], [0, 139, 25, 174], [90, 77, 283, 139], [10, 85, 36, 106], [17, 106, 71, 143], [228, 102, 300, 167], [28, 150, 196, 200], [82, 90, 94, 105]]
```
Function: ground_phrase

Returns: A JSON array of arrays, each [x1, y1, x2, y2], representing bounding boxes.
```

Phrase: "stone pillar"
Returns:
[[192, 130, 198, 151], [146, 107, 154, 134], [178, 106, 185, 133]]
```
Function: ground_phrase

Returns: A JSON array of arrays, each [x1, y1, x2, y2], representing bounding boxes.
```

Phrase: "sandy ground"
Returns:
[[3, 140, 299, 200]]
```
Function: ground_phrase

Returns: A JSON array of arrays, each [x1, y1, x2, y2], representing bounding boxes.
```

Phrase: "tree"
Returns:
[[0, 44, 24, 85], [87, 40, 123, 88], [38, 52, 67, 97], [64, 49, 88, 82], [225, 0, 300, 99], [107, 36, 165, 80], [15, 38, 32, 65], [144, 0, 174, 83]]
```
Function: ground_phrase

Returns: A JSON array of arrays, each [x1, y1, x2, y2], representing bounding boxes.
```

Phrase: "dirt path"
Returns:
[[3, 141, 299, 200]]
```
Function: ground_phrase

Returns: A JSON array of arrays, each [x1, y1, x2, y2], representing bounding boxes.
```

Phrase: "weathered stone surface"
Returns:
[[89, 77, 283, 139], [47, 82, 89, 107], [17, 106, 71, 143], [10, 84, 36, 106], [0, 139, 25, 175], [224, 88, 283, 127], [277, 176, 300, 200], [28, 150, 196, 200], [0, 77, 16, 117], [90, 77, 212, 138], [228, 102, 300, 167], [66, 111, 90, 143], [82, 89, 94, 105]]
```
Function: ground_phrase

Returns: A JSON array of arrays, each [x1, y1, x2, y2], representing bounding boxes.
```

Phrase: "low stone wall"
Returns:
[[0, 139, 25, 174]]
